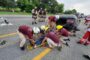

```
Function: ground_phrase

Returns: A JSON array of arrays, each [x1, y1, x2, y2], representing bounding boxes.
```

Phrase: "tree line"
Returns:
[[0, 0, 77, 14]]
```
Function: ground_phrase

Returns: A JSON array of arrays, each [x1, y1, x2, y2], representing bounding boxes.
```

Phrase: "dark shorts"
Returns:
[[32, 13, 37, 19], [39, 15, 46, 18], [39, 15, 43, 18]]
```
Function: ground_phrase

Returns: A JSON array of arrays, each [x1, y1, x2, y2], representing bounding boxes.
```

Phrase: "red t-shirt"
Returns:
[[88, 30, 90, 40], [58, 28, 69, 37], [46, 32, 60, 44], [18, 25, 33, 39]]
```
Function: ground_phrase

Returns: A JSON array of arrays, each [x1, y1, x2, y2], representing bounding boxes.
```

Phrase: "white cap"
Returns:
[[33, 27, 40, 34]]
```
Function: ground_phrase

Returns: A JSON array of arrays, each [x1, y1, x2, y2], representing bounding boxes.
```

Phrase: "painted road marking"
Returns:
[[32, 48, 51, 60], [0, 32, 52, 60], [0, 32, 18, 48], [0, 40, 18, 48], [0, 32, 17, 38]]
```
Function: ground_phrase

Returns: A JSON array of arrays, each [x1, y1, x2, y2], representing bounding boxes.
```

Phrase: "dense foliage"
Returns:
[[0, 0, 64, 13]]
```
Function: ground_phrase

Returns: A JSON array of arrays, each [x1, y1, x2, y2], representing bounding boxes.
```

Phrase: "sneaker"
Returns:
[[83, 54, 90, 59], [65, 42, 70, 47], [35, 22, 37, 24], [20, 46, 25, 51], [84, 42, 89, 46], [77, 41, 82, 44], [64, 38, 70, 41]]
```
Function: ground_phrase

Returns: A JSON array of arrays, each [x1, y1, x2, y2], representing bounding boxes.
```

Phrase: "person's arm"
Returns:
[[27, 34, 35, 45], [28, 38, 35, 45], [68, 31, 74, 36]]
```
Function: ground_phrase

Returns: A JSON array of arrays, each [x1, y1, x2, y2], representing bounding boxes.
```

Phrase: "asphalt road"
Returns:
[[0, 15, 90, 60]]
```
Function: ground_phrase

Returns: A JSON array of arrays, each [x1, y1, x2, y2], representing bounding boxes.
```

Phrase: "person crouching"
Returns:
[[41, 26, 62, 51], [77, 25, 90, 46], [56, 25, 74, 41], [17, 25, 35, 50]]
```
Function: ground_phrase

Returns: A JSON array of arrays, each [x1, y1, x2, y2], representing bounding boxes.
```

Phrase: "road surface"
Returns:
[[0, 15, 90, 60]]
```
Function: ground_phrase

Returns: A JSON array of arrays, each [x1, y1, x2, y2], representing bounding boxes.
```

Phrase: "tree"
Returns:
[[64, 10, 73, 14], [25, 4, 34, 12], [55, 4, 64, 13], [0, 0, 16, 12], [17, 0, 29, 12], [16, 0, 64, 13], [0, 0, 64, 13], [41, 0, 64, 14], [72, 9, 77, 14], [64, 9, 77, 14]]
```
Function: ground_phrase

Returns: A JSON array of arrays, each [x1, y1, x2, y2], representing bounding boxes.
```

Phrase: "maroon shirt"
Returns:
[[18, 25, 33, 39], [58, 28, 69, 37], [46, 32, 60, 44]]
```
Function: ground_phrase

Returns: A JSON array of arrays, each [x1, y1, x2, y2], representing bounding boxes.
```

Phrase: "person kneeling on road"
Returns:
[[56, 25, 74, 41], [41, 26, 62, 51], [17, 25, 35, 50], [63, 19, 78, 36]]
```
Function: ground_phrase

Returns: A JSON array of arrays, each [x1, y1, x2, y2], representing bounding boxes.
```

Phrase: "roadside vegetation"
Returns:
[[0, 0, 78, 15]]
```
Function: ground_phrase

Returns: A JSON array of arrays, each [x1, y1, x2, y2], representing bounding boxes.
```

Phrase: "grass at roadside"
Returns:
[[0, 11, 54, 15], [0, 11, 31, 15]]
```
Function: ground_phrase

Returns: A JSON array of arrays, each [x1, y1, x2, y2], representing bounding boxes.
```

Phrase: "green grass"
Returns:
[[0, 11, 31, 15], [0, 11, 54, 15], [48, 14, 54, 16]]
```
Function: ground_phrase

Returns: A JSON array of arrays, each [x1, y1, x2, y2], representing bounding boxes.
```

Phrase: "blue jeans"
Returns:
[[35, 35, 45, 45]]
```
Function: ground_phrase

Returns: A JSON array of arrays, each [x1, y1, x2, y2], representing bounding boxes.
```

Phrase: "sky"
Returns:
[[56, 0, 90, 15]]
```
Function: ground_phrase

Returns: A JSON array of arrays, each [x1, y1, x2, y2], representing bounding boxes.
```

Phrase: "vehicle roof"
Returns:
[[58, 14, 77, 19]]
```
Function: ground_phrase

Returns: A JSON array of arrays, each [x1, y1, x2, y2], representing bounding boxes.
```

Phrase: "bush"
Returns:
[[0, 7, 20, 12], [25, 4, 34, 13]]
